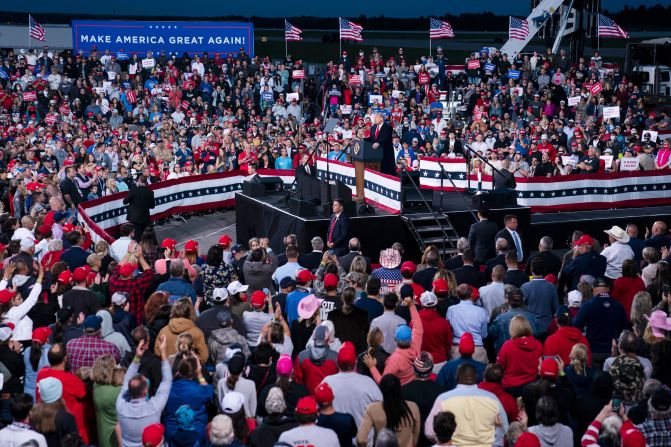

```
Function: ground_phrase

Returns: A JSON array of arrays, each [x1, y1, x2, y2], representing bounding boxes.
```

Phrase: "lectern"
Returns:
[[351, 139, 383, 201]]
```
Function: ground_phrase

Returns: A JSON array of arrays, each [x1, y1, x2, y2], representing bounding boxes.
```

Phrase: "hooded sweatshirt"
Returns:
[[155, 317, 209, 363], [293, 344, 338, 394], [496, 336, 543, 388], [543, 326, 592, 367], [97, 310, 131, 358], [529, 423, 573, 447]]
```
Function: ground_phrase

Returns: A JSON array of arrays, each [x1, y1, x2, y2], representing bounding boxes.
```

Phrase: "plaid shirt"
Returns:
[[637, 417, 671, 447], [109, 266, 154, 324], [66, 334, 120, 372]]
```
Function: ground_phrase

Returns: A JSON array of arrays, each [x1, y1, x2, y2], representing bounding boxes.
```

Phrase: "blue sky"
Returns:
[[3, 0, 661, 17]]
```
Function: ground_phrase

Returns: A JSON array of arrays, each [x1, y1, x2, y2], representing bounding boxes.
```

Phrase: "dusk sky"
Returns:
[[2, 0, 660, 18]]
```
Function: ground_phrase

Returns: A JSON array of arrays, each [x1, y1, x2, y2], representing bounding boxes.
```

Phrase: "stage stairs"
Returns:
[[401, 212, 461, 258]]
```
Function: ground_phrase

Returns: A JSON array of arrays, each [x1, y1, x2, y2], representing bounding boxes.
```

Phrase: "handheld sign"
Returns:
[[507, 70, 521, 80], [620, 158, 640, 171]]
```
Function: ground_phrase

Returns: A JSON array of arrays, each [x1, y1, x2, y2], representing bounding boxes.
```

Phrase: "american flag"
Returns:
[[509, 17, 529, 40], [598, 14, 629, 39], [339, 18, 363, 41], [430, 18, 455, 39], [285, 20, 303, 42], [29, 15, 46, 41]]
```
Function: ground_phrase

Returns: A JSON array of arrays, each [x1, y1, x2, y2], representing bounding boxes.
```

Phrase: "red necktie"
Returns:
[[375, 125, 380, 139], [328, 215, 338, 242]]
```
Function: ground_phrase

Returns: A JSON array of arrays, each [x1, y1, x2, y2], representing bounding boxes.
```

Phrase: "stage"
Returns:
[[235, 192, 423, 260]]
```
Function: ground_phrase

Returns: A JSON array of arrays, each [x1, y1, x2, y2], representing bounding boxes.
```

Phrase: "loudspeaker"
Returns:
[[242, 181, 265, 197], [289, 198, 318, 217], [471, 188, 517, 209], [320, 179, 353, 205], [258, 176, 284, 192]]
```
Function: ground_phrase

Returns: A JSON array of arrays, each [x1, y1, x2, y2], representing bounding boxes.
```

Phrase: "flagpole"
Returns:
[[338, 17, 342, 59], [28, 15, 31, 51], [284, 20, 288, 61]]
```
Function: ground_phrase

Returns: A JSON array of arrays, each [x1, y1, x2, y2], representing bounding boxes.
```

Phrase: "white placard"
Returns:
[[562, 155, 579, 167], [413, 64, 423, 73], [103, 81, 112, 92], [128, 63, 137, 75], [642, 130, 658, 142], [342, 129, 353, 139], [620, 158, 640, 171], [308, 65, 315, 75], [107, 71, 116, 80], [339, 105, 352, 114], [142, 58, 155, 69], [603, 106, 620, 120], [369, 94, 383, 104], [391, 90, 402, 98], [568, 96, 581, 106], [286, 92, 300, 102], [600, 155, 614, 169], [94, 87, 105, 95]]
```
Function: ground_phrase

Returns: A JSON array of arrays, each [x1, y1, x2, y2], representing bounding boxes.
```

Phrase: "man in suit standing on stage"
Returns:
[[326, 198, 350, 256], [367, 112, 396, 176], [123, 175, 155, 241], [467, 207, 499, 265], [495, 214, 525, 262], [295, 152, 315, 177]]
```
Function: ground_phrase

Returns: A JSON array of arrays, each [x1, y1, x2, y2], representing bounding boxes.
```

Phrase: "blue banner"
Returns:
[[507, 69, 521, 80], [484, 63, 496, 72], [72, 21, 254, 57]]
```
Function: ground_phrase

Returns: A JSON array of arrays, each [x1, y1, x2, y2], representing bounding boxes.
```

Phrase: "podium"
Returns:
[[351, 139, 383, 201]]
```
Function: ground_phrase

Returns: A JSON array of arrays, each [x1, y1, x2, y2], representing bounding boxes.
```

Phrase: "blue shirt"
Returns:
[[157, 277, 197, 304], [520, 279, 558, 334], [286, 289, 310, 324], [274, 156, 293, 170], [446, 300, 489, 345], [436, 358, 487, 391]]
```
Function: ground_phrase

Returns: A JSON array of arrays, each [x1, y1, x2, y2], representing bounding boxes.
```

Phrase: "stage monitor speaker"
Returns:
[[242, 181, 265, 197], [289, 198, 318, 217], [258, 176, 284, 192], [320, 179, 353, 205], [471, 188, 517, 210]]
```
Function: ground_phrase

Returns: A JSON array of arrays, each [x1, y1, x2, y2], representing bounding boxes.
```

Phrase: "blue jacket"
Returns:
[[561, 251, 607, 290], [157, 277, 197, 304], [436, 357, 486, 391], [489, 308, 538, 351], [573, 293, 627, 354], [163, 378, 214, 443]]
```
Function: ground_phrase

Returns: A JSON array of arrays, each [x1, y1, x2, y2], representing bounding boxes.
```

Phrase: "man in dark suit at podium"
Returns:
[[326, 198, 350, 256], [367, 112, 396, 176], [123, 175, 155, 241]]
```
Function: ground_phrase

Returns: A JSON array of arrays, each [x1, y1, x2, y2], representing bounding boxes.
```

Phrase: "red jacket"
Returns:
[[543, 326, 592, 367], [497, 336, 543, 388], [293, 346, 339, 394], [611, 276, 645, 320], [416, 308, 452, 364], [478, 381, 518, 422], [36, 367, 89, 444]]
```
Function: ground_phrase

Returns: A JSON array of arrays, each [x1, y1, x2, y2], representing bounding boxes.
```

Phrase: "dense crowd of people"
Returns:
[[0, 41, 669, 447]]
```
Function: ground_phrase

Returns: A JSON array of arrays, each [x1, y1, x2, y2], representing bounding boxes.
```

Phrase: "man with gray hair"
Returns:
[[339, 237, 371, 273], [445, 237, 469, 270], [603, 330, 652, 379], [525, 236, 562, 277], [156, 258, 197, 304], [300, 236, 325, 272], [485, 238, 509, 279], [636, 388, 671, 445]]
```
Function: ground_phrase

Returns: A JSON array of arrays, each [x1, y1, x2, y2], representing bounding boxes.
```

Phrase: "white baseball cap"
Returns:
[[420, 291, 438, 307], [227, 281, 249, 295]]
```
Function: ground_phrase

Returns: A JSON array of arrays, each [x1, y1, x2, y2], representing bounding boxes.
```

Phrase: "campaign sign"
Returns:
[[507, 70, 521, 80], [72, 21, 254, 57], [620, 158, 640, 171], [484, 63, 496, 72]]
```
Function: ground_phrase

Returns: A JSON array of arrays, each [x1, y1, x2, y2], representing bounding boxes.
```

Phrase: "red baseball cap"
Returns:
[[573, 234, 594, 246], [400, 261, 417, 275], [250, 290, 266, 308], [161, 238, 177, 250], [218, 234, 233, 248], [314, 382, 335, 405], [184, 239, 198, 253], [296, 269, 315, 284], [323, 273, 338, 289], [32, 327, 52, 345], [0, 289, 17, 305], [432, 278, 449, 294], [119, 263, 136, 277], [295, 396, 318, 415], [72, 266, 88, 283], [142, 423, 165, 447], [540, 358, 559, 379], [620, 421, 647, 447], [57, 270, 73, 284], [336, 341, 357, 368], [458, 332, 475, 355]]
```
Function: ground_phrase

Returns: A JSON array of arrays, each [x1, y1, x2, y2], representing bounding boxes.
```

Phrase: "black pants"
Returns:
[[132, 222, 148, 242]]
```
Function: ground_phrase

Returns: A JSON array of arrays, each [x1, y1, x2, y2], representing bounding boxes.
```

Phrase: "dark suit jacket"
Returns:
[[495, 228, 525, 260], [299, 251, 323, 272], [295, 163, 315, 177], [327, 213, 350, 255], [366, 122, 395, 175], [453, 265, 487, 289], [504, 269, 529, 288], [493, 169, 517, 190], [444, 254, 464, 271], [484, 254, 507, 279], [339, 251, 372, 274], [468, 220, 499, 264], [412, 266, 438, 292], [442, 139, 463, 157], [525, 251, 562, 277], [123, 185, 155, 225]]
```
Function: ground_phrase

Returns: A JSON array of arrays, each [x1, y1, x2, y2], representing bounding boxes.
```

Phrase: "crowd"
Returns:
[[0, 42, 669, 447]]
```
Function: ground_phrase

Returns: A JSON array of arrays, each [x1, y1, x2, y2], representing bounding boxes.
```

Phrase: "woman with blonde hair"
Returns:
[[496, 315, 543, 397], [564, 343, 594, 397], [356, 326, 390, 378], [31, 377, 81, 446], [349, 255, 370, 284], [170, 332, 194, 372], [92, 355, 126, 447]]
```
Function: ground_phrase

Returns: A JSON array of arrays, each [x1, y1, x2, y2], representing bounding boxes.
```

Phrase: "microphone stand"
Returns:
[[463, 143, 506, 192]]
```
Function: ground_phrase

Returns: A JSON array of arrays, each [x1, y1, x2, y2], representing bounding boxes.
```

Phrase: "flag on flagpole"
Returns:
[[285, 20, 303, 42], [29, 15, 46, 41], [509, 17, 529, 40], [429, 18, 455, 39], [339, 18, 363, 41], [597, 14, 629, 39]]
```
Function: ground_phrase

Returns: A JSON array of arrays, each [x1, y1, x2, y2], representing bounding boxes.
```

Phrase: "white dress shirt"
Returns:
[[600, 242, 635, 279]]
